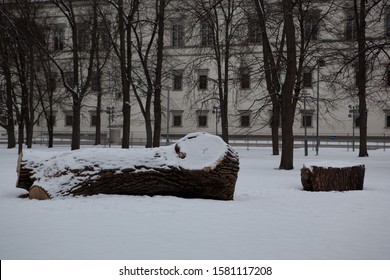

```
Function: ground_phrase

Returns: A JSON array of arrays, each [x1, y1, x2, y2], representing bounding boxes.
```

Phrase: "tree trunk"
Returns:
[[17, 132, 239, 201], [152, 0, 166, 148], [301, 164, 365, 191], [279, 0, 296, 170], [71, 98, 81, 150], [356, 0, 368, 157]]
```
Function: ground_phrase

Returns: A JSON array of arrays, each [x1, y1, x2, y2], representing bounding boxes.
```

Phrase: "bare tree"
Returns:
[[51, 0, 99, 150]]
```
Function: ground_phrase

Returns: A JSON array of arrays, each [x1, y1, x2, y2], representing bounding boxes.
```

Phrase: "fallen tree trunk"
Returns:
[[16, 132, 239, 200], [301, 163, 365, 192]]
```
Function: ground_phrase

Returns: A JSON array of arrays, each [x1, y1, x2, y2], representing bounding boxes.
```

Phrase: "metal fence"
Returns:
[[1, 131, 389, 151]]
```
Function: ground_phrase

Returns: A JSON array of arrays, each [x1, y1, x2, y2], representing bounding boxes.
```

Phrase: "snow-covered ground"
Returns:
[[0, 141, 389, 260]]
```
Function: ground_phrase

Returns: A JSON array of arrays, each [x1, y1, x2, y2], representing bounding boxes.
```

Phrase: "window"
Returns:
[[386, 12, 390, 37], [91, 72, 100, 91], [302, 67, 312, 88], [91, 114, 97, 126], [198, 69, 209, 90], [173, 71, 183, 90], [100, 20, 111, 51], [78, 22, 90, 51], [65, 113, 73, 126], [172, 110, 183, 127], [386, 67, 390, 86], [201, 22, 213, 46], [240, 67, 250, 89], [197, 110, 209, 127], [53, 26, 64, 51], [304, 18, 318, 41], [241, 115, 250, 127], [173, 115, 182, 127], [248, 15, 261, 43], [387, 115, 390, 127], [172, 23, 184, 47], [198, 115, 207, 127], [301, 114, 313, 127], [48, 72, 58, 92], [345, 12, 357, 40]]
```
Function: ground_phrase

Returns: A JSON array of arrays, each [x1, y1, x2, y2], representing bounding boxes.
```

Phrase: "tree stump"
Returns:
[[301, 163, 365, 191], [16, 132, 239, 200]]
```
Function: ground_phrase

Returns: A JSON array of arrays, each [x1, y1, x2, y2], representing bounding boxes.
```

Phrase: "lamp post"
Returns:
[[316, 58, 325, 156], [348, 104, 359, 152], [212, 104, 220, 135]]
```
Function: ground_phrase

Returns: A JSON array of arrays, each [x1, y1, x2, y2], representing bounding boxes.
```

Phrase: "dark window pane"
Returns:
[[173, 115, 182, 126], [241, 115, 250, 127], [199, 75, 208, 89], [198, 115, 207, 127], [173, 74, 183, 90]]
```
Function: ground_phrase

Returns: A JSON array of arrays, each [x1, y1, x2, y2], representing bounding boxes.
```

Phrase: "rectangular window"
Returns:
[[304, 18, 318, 41], [240, 115, 250, 127], [387, 115, 390, 127], [53, 27, 64, 51], [78, 22, 90, 51], [386, 12, 390, 37], [198, 75, 208, 90], [302, 113, 312, 127], [240, 68, 250, 89], [173, 72, 183, 90], [248, 16, 261, 43], [387, 68, 390, 86], [91, 72, 100, 91], [201, 22, 213, 46], [65, 114, 73, 126], [303, 67, 312, 88], [49, 72, 57, 92], [198, 115, 207, 127], [173, 115, 182, 127], [172, 23, 184, 47], [91, 114, 97, 126], [346, 13, 357, 40], [100, 20, 111, 51]]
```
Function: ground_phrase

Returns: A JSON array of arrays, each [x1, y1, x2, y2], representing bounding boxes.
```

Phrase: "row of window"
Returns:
[[11, 108, 390, 129], [172, 68, 251, 91]]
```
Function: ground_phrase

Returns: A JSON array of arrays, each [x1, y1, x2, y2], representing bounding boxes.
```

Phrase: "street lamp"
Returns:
[[316, 58, 325, 156], [166, 86, 171, 145], [212, 104, 220, 135], [348, 104, 359, 152]]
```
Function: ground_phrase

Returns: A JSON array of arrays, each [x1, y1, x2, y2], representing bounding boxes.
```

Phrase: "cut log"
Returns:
[[16, 132, 239, 200], [301, 163, 365, 192]]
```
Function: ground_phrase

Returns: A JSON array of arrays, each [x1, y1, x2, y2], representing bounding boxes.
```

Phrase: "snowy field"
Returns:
[[0, 142, 389, 260]]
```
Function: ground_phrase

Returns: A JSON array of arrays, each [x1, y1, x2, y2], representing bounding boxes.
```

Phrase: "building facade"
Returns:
[[1, 0, 390, 146]]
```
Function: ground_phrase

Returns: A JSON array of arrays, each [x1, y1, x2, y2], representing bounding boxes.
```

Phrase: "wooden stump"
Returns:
[[301, 164, 365, 191], [16, 132, 239, 200]]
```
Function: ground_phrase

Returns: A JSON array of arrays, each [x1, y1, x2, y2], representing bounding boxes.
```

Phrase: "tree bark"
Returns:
[[301, 164, 365, 191], [17, 133, 239, 201], [279, 0, 296, 170]]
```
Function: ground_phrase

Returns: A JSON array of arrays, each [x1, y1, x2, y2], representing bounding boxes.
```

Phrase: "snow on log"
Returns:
[[301, 162, 365, 191], [16, 132, 239, 200]]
